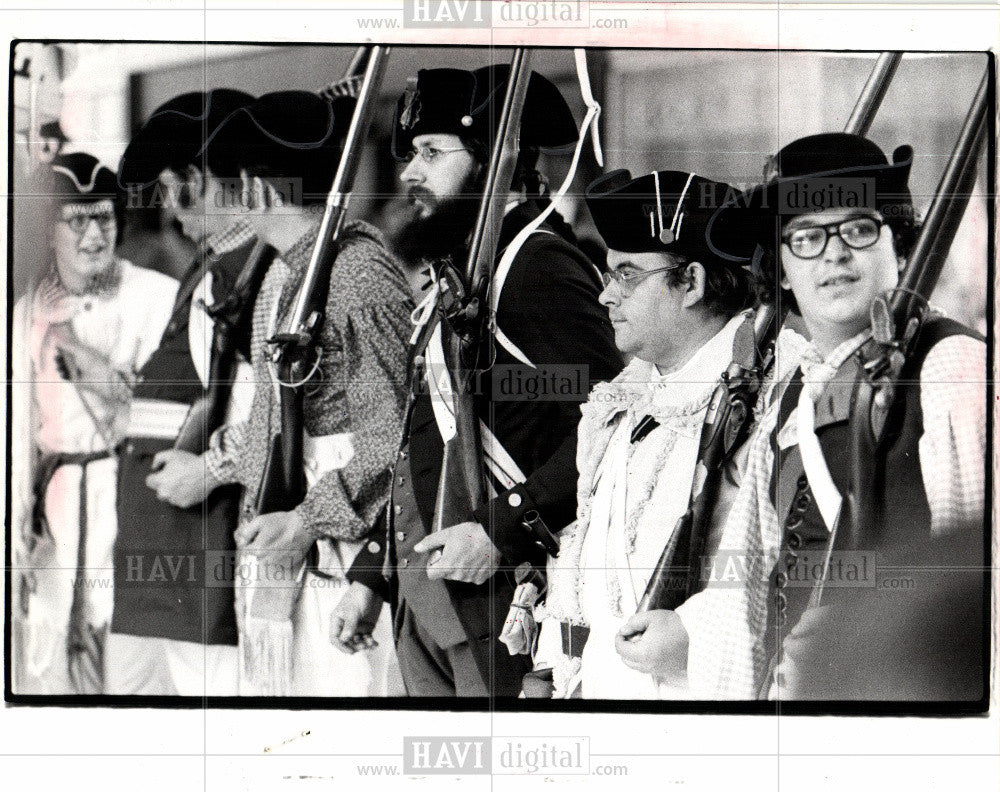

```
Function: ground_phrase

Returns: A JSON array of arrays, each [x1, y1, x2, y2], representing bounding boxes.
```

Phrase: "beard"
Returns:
[[393, 170, 484, 266]]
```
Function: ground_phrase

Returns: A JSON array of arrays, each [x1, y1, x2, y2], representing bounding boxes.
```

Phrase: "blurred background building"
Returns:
[[12, 43, 989, 331]]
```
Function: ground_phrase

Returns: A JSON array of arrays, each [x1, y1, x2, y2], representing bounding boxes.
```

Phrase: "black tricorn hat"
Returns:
[[117, 88, 254, 192], [585, 169, 761, 267], [52, 152, 124, 238], [742, 132, 914, 233], [391, 64, 578, 160], [53, 152, 118, 202], [208, 90, 356, 204]]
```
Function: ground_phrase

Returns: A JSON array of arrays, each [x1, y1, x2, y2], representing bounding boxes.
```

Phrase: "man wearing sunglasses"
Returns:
[[533, 169, 763, 698], [333, 66, 622, 697], [636, 134, 986, 700]]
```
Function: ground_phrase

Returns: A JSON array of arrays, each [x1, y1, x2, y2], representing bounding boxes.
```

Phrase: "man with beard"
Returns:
[[107, 89, 268, 696], [332, 65, 623, 697], [11, 153, 178, 693]]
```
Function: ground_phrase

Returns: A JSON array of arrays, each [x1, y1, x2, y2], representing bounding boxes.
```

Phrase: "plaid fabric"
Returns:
[[205, 220, 254, 258], [675, 327, 809, 698]]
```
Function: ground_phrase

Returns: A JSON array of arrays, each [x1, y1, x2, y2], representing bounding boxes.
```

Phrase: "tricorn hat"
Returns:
[[53, 152, 118, 203], [117, 88, 254, 192], [391, 64, 578, 160], [743, 133, 914, 234], [208, 90, 356, 204], [585, 169, 761, 268]]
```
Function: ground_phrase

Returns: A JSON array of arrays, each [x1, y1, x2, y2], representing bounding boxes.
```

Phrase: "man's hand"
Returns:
[[413, 521, 501, 585], [615, 609, 689, 686], [237, 508, 313, 553], [330, 581, 383, 655], [146, 449, 218, 508]]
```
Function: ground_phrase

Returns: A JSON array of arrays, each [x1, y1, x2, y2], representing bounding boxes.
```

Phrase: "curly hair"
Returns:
[[663, 251, 764, 319]]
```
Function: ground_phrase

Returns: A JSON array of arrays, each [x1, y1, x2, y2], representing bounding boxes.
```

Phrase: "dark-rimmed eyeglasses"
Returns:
[[782, 215, 884, 260], [601, 263, 683, 298]]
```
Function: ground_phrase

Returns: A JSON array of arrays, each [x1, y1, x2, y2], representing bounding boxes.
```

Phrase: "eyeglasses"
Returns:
[[601, 263, 683, 298], [782, 215, 884, 260], [60, 211, 116, 237], [402, 145, 471, 164]]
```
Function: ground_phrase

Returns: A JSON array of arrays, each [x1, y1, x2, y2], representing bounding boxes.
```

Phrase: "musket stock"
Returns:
[[431, 50, 533, 534], [842, 68, 988, 551], [255, 45, 390, 515]]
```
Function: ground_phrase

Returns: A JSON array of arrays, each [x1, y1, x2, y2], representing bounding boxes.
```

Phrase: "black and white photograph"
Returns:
[[3, 0, 997, 788]]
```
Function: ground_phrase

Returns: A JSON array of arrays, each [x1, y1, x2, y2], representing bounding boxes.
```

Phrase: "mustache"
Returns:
[[406, 186, 437, 207]]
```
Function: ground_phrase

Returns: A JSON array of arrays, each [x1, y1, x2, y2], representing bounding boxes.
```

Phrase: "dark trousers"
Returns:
[[393, 599, 531, 697]]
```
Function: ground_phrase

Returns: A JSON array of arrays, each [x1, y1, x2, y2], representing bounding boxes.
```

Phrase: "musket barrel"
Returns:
[[898, 69, 988, 316], [465, 48, 532, 297], [846, 52, 903, 137], [286, 45, 391, 345]]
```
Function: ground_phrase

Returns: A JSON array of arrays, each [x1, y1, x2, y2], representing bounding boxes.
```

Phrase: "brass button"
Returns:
[[367, 541, 380, 554], [398, 476, 405, 486], [394, 505, 403, 515], [785, 553, 799, 573], [396, 531, 407, 542], [508, 493, 522, 508], [399, 449, 408, 460], [797, 474, 809, 490], [775, 571, 788, 588], [786, 513, 803, 530], [795, 492, 812, 511], [400, 558, 409, 569], [787, 531, 802, 550]]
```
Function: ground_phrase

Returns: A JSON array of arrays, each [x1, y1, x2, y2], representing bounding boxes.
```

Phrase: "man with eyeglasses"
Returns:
[[531, 169, 764, 698], [11, 152, 178, 693], [332, 66, 622, 697], [628, 133, 986, 700]]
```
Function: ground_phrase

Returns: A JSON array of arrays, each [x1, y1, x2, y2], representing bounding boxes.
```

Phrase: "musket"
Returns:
[[839, 68, 989, 553], [174, 240, 272, 454], [637, 51, 906, 613], [255, 45, 390, 515], [430, 49, 533, 534]]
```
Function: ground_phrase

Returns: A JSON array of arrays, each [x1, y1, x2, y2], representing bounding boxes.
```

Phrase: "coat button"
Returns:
[[508, 493, 522, 508], [394, 505, 403, 515], [399, 449, 408, 460], [797, 474, 809, 490], [400, 558, 409, 569], [396, 531, 407, 542], [785, 553, 799, 572], [795, 492, 812, 511], [397, 475, 405, 486], [775, 571, 788, 588], [786, 513, 803, 530], [367, 541, 380, 554], [787, 531, 802, 550]]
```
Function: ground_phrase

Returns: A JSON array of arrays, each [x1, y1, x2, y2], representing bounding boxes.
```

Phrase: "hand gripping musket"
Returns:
[[637, 305, 777, 612], [831, 69, 989, 567], [636, 51, 907, 613], [429, 49, 534, 536], [254, 45, 390, 515]]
